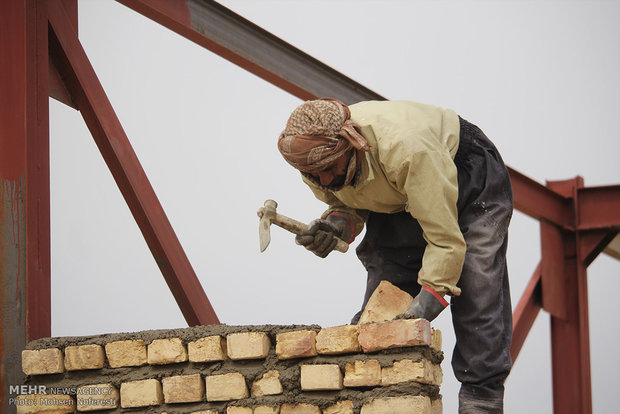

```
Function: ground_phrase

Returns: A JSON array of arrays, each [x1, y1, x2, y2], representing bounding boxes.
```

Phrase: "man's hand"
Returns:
[[397, 286, 449, 322], [296, 214, 352, 258]]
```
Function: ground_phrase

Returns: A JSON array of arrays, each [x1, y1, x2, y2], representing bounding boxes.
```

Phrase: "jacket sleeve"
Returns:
[[302, 176, 368, 239], [383, 148, 466, 296]]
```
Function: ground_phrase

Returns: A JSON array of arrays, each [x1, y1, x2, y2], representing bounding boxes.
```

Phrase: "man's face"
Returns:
[[311, 152, 350, 187]]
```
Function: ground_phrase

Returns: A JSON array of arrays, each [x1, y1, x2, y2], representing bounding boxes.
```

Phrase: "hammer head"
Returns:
[[257, 199, 278, 252]]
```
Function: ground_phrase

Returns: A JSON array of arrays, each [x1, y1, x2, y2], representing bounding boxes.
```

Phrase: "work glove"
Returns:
[[296, 214, 352, 258], [397, 286, 449, 322]]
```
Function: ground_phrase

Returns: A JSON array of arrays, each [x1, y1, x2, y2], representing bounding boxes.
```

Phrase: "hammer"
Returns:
[[257, 199, 349, 253]]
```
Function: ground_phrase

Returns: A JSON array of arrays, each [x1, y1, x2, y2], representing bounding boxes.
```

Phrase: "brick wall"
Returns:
[[13, 319, 443, 414]]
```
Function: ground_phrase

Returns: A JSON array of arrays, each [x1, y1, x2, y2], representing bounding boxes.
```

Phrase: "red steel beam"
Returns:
[[577, 185, 620, 230], [47, 3, 219, 326], [508, 167, 573, 228], [510, 263, 542, 363], [547, 178, 592, 414], [540, 220, 569, 319], [115, 0, 384, 105], [579, 229, 618, 267], [0, 0, 50, 410]]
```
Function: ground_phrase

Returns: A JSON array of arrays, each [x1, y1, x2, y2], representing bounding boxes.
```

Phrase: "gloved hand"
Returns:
[[296, 214, 352, 258], [397, 286, 449, 322]]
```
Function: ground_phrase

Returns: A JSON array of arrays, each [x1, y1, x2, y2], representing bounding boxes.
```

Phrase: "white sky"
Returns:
[[49, 1, 620, 412]]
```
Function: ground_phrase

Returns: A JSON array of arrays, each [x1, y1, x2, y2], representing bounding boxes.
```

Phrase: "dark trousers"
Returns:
[[353, 117, 514, 406]]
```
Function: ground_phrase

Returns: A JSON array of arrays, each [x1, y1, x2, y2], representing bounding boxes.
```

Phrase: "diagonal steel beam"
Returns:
[[510, 263, 542, 363], [115, 0, 385, 105], [47, 2, 219, 326]]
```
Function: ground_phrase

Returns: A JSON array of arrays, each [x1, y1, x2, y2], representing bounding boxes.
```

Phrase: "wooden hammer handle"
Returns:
[[271, 213, 349, 253]]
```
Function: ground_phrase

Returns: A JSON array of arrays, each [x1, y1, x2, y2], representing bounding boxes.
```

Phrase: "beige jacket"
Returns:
[[302, 100, 465, 296]]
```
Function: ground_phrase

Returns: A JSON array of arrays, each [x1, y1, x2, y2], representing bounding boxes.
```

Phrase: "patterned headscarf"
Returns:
[[278, 98, 369, 188]]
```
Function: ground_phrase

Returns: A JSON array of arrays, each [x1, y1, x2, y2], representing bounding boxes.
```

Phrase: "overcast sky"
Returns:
[[49, 1, 620, 412]]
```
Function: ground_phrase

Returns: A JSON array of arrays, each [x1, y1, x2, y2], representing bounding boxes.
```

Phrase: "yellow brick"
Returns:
[[251, 370, 283, 396], [227, 332, 270, 360], [358, 319, 431, 352], [280, 403, 321, 414], [205, 372, 248, 401], [432, 397, 443, 414], [381, 359, 434, 385], [162, 373, 204, 403], [343, 359, 381, 387], [120, 379, 163, 408], [76, 383, 119, 411], [275, 330, 317, 360], [255, 406, 281, 414], [316, 325, 361, 355], [300, 364, 343, 391], [324, 400, 354, 414], [16, 394, 75, 414], [227, 407, 253, 414], [360, 396, 431, 414], [431, 329, 442, 352], [64, 344, 105, 371], [105, 339, 147, 367], [147, 338, 187, 364], [433, 364, 443, 386], [188, 336, 227, 362], [358, 280, 413, 324], [22, 349, 64, 375]]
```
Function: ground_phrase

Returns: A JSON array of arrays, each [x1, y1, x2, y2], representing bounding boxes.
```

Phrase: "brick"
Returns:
[[280, 403, 321, 414], [275, 330, 317, 359], [343, 359, 381, 387], [105, 339, 147, 367], [433, 363, 443, 386], [360, 396, 432, 414], [255, 406, 281, 414], [162, 373, 204, 403], [358, 280, 413, 324], [300, 364, 343, 391], [64, 344, 105, 371], [16, 394, 75, 414], [251, 370, 283, 396], [205, 372, 248, 401], [324, 400, 354, 414], [21, 348, 64, 375], [227, 332, 270, 360], [76, 383, 119, 411], [432, 398, 443, 414], [316, 325, 361, 355], [358, 319, 431, 353], [120, 379, 163, 408], [188, 336, 227, 362], [431, 328, 442, 352], [227, 407, 252, 414], [381, 359, 434, 385], [147, 337, 187, 364]]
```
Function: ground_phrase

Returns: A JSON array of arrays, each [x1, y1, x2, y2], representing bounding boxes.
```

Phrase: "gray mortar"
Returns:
[[22, 324, 443, 413]]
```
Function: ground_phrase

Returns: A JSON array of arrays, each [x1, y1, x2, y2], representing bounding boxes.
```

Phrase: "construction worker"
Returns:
[[277, 98, 513, 414]]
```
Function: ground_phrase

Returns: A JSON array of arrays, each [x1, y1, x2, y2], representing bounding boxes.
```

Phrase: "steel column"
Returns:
[[0, 0, 50, 410], [546, 178, 592, 414], [47, 3, 219, 326]]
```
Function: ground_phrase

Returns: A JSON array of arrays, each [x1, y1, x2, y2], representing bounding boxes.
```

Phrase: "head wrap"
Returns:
[[278, 98, 369, 188]]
